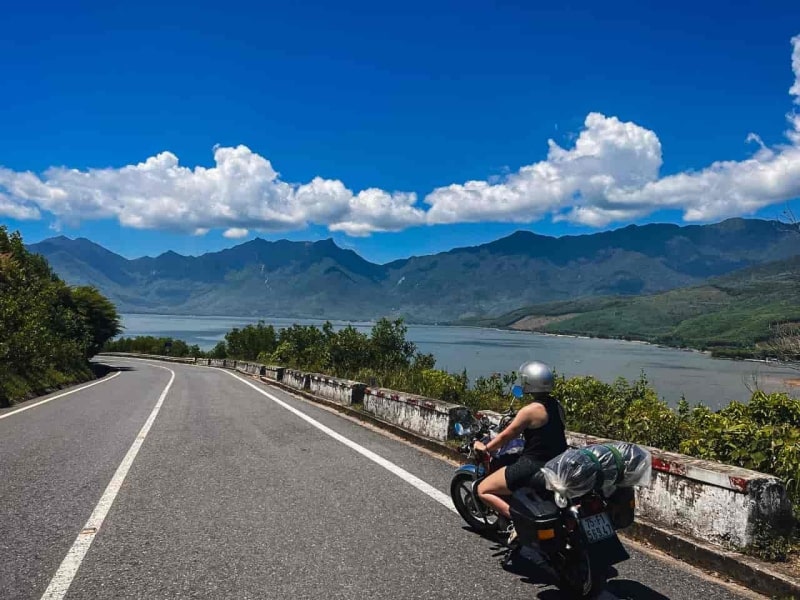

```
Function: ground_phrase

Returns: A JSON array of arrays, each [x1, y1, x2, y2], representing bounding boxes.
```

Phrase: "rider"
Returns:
[[472, 361, 568, 543]]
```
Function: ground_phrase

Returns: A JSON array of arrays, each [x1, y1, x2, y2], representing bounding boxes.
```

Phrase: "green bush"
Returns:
[[552, 373, 687, 451]]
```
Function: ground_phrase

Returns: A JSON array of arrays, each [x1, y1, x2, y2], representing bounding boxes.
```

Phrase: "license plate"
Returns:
[[580, 512, 615, 543]]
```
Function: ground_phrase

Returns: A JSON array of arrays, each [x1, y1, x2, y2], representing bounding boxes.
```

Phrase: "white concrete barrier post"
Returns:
[[308, 374, 366, 406], [362, 387, 470, 442]]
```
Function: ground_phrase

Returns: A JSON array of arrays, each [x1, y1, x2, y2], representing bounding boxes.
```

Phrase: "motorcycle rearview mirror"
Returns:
[[454, 422, 465, 436], [511, 384, 524, 399]]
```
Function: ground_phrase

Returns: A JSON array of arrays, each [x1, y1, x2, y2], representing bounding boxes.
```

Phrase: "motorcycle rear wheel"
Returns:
[[450, 473, 499, 534], [556, 546, 602, 599]]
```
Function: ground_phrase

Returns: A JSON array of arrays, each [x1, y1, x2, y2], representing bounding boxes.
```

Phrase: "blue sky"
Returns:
[[2, 0, 800, 263]]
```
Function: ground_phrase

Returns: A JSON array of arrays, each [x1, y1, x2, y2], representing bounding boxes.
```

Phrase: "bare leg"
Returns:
[[477, 467, 512, 519]]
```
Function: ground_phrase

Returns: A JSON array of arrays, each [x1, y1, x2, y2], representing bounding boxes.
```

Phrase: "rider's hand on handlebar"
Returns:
[[473, 440, 488, 456]]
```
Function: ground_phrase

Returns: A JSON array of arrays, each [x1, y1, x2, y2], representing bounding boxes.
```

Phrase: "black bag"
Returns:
[[606, 486, 635, 529], [509, 488, 563, 549]]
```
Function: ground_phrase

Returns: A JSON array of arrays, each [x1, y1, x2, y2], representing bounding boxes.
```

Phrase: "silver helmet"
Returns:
[[518, 361, 554, 394]]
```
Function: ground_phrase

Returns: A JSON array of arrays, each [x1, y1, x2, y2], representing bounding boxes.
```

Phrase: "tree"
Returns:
[[271, 323, 329, 371], [71, 286, 122, 357], [328, 325, 371, 376], [0, 226, 120, 405], [224, 322, 277, 360], [210, 341, 228, 359], [369, 318, 416, 372]]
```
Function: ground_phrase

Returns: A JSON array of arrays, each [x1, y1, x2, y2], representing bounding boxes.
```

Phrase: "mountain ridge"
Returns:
[[26, 218, 799, 322]]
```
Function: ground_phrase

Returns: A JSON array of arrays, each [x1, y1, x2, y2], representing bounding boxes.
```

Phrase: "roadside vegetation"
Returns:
[[0, 227, 121, 407], [104, 335, 203, 357]]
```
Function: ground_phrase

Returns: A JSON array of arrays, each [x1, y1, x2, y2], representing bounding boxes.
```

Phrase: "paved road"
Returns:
[[0, 359, 761, 599]]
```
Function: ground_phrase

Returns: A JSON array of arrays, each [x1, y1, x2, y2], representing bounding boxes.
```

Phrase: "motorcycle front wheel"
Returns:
[[450, 473, 500, 534]]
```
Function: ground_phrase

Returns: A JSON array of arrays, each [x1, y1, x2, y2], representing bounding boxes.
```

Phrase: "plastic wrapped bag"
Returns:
[[540, 442, 652, 500], [613, 442, 652, 488]]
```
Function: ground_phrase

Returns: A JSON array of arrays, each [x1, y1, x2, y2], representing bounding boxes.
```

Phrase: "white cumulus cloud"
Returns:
[[0, 192, 40, 220], [425, 112, 663, 227], [1, 35, 799, 235], [0, 145, 424, 236], [223, 227, 250, 239]]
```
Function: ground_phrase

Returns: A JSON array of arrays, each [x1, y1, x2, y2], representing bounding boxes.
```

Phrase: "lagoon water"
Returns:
[[119, 313, 799, 410]]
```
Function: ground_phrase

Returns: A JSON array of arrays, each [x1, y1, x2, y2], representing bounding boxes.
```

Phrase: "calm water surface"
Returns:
[[119, 313, 799, 409]]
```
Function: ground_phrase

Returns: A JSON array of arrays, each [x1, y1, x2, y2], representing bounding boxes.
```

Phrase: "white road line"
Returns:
[[223, 370, 458, 514], [0, 372, 121, 421], [40, 366, 176, 600]]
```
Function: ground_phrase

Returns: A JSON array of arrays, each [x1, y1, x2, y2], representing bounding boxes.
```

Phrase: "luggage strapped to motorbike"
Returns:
[[540, 441, 652, 502], [580, 444, 624, 489]]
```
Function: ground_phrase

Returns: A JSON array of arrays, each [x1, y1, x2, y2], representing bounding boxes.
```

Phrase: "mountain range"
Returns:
[[27, 218, 799, 323]]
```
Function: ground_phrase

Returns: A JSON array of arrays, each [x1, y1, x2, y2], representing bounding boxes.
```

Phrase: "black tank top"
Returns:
[[521, 395, 568, 462]]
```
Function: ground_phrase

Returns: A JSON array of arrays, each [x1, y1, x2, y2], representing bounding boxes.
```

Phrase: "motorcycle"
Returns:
[[449, 404, 523, 536], [450, 393, 633, 598]]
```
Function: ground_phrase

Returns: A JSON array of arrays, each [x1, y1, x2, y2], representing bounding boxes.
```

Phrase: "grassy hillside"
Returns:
[[467, 256, 800, 355]]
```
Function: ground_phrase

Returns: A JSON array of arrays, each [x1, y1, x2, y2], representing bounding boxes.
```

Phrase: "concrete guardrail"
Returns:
[[363, 387, 471, 442], [261, 366, 285, 382], [308, 373, 365, 406], [283, 369, 310, 391], [236, 361, 265, 376]]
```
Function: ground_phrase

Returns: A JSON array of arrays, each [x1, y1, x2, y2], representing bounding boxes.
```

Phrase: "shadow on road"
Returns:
[[604, 580, 670, 599], [91, 362, 136, 376], [496, 545, 670, 600]]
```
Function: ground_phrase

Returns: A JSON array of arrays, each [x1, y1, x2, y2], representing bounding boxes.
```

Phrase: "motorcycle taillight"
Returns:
[[580, 495, 605, 517]]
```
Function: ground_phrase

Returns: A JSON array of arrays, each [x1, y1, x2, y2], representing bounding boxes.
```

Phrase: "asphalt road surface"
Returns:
[[0, 358, 763, 600]]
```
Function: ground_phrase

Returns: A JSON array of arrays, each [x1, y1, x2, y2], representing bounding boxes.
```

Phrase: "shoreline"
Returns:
[[118, 311, 800, 375], [117, 313, 800, 405], [118, 310, 768, 361]]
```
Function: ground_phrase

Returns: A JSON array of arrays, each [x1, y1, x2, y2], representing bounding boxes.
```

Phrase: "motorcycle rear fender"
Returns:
[[455, 464, 486, 478]]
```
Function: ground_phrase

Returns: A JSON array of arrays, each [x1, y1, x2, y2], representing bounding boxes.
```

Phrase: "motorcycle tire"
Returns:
[[450, 473, 499, 534], [556, 546, 605, 599]]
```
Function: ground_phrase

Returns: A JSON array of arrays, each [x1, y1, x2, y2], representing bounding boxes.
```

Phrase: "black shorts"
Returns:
[[504, 457, 546, 492]]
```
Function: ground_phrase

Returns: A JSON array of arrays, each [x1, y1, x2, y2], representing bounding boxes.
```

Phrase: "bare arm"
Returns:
[[477, 403, 549, 453]]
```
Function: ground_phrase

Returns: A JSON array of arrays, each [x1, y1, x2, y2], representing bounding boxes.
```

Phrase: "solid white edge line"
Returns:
[[39, 365, 176, 600], [221, 369, 458, 514], [0, 371, 122, 421]]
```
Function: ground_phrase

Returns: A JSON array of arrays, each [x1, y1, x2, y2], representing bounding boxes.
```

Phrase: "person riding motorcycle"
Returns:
[[472, 361, 568, 543]]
